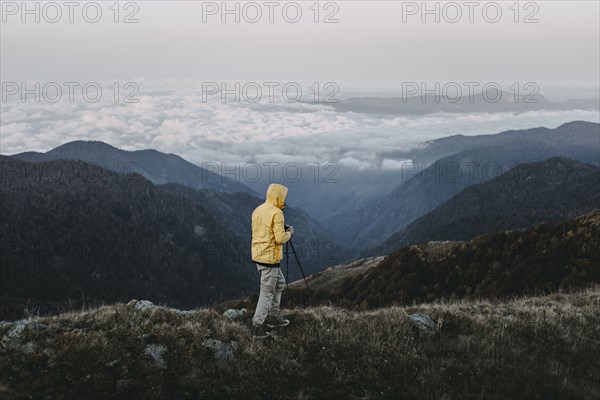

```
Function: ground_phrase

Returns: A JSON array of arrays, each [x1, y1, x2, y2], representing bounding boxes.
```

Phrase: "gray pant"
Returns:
[[252, 264, 286, 326]]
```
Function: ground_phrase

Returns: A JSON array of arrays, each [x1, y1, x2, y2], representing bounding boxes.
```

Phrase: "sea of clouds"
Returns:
[[2, 79, 599, 171]]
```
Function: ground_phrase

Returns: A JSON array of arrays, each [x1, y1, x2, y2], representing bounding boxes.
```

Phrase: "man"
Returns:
[[251, 183, 295, 340]]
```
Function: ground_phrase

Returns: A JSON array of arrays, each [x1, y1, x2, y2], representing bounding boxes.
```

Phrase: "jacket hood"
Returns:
[[266, 183, 288, 209]]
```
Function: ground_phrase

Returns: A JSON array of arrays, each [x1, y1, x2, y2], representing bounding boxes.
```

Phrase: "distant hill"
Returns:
[[158, 183, 349, 278], [0, 155, 347, 320], [382, 120, 600, 166], [283, 211, 600, 309], [0, 156, 256, 319], [365, 157, 600, 257], [10, 140, 255, 195], [332, 93, 599, 115], [326, 121, 600, 253]]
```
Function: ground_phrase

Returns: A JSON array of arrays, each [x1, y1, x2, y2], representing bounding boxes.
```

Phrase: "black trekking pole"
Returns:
[[285, 241, 290, 287], [287, 238, 311, 291]]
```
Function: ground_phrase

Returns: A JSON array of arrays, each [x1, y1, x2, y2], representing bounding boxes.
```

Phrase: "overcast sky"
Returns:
[[1, 1, 599, 163], [2, 1, 599, 87]]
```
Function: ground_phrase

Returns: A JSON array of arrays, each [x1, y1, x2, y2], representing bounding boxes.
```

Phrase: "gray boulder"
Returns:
[[1, 320, 48, 350], [223, 308, 247, 322], [129, 300, 197, 316], [202, 339, 237, 360], [144, 344, 167, 369], [133, 300, 156, 312], [408, 313, 437, 332]]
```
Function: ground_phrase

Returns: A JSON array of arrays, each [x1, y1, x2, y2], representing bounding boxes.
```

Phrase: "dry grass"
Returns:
[[288, 256, 385, 291], [1, 287, 599, 400]]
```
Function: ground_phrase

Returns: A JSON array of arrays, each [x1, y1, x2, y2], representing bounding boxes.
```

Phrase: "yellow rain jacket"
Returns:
[[251, 183, 292, 265]]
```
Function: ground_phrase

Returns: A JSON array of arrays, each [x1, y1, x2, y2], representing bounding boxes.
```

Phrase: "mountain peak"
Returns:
[[48, 140, 121, 154], [556, 120, 599, 130], [11, 140, 257, 195]]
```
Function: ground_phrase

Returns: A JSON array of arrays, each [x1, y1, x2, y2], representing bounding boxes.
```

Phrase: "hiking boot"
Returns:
[[252, 324, 271, 340], [266, 315, 290, 328]]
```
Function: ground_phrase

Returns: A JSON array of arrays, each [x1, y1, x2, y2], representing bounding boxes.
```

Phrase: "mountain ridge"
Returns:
[[9, 140, 256, 195], [364, 157, 600, 257], [327, 121, 600, 253], [332, 94, 600, 115]]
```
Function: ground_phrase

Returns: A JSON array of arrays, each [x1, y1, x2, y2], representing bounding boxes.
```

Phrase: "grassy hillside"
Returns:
[[1, 288, 599, 399], [280, 210, 600, 310]]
